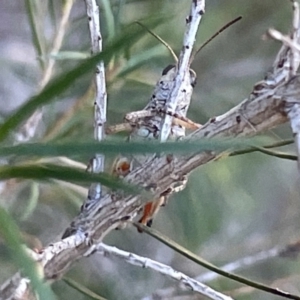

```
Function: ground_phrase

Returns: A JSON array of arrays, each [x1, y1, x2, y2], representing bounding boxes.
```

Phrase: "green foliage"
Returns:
[[0, 138, 273, 157]]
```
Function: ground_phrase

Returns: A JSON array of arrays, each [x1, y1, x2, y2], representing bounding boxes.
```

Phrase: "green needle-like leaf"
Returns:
[[0, 164, 139, 194], [0, 138, 269, 157], [63, 277, 108, 300], [136, 223, 300, 300], [0, 208, 56, 300]]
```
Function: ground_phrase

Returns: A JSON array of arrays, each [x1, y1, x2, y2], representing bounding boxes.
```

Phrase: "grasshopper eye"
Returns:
[[162, 64, 175, 75], [189, 69, 197, 88]]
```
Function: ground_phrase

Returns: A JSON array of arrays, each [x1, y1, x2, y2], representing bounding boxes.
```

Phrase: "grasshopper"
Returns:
[[110, 63, 197, 229], [109, 17, 242, 229], [109, 62, 197, 228]]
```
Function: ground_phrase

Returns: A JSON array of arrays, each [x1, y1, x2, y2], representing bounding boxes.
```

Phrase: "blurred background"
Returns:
[[1, 0, 300, 299]]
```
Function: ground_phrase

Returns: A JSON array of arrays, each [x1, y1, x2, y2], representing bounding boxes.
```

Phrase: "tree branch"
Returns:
[[33, 52, 297, 281], [89, 243, 233, 300]]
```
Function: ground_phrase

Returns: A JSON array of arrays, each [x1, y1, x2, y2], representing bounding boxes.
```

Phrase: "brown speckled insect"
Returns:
[[109, 17, 242, 228]]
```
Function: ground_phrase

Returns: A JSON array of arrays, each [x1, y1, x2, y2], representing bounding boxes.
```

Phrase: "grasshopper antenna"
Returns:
[[135, 21, 178, 62], [189, 16, 242, 64]]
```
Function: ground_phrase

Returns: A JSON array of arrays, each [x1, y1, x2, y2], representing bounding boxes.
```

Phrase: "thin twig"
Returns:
[[87, 243, 234, 300], [159, 0, 205, 142], [196, 247, 280, 283], [230, 138, 294, 157], [268, 28, 300, 52], [231, 142, 297, 161], [150, 238, 300, 299], [148, 246, 281, 299], [84, 0, 108, 209]]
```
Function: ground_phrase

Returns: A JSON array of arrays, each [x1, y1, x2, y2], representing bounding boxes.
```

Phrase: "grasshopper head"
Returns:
[[161, 64, 197, 88], [162, 64, 176, 76]]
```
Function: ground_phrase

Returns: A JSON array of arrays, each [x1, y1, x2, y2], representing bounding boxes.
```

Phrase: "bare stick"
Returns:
[[268, 28, 300, 52], [147, 246, 280, 299], [159, 0, 205, 142], [84, 0, 108, 208], [148, 237, 300, 299], [197, 248, 280, 283], [88, 243, 233, 300]]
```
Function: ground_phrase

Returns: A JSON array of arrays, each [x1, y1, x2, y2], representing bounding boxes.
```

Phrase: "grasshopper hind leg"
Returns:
[[138, 196, 166, 232]]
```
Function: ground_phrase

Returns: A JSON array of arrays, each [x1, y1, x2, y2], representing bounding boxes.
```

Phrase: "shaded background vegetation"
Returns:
[[0, 0, 300, 299]]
